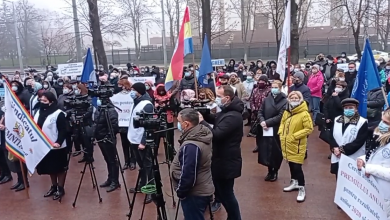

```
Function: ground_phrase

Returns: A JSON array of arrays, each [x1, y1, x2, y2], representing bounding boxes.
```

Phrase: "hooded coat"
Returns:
[[42, 79, 58, 98], [278, 101, 313, 164], [11, 80, 32, 109]]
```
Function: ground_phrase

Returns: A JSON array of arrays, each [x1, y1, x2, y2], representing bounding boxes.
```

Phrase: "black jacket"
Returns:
[[204, 96, 244, 180], [290, 83, 311, 104], [367, 88, 385, 128], [94, 104, 119, 141], [12, 80, 32, 109], [323, 88, 350, 122], [132, 93, 154, 145], [52, 82, 63, 96], [321, 63, 337, 81], [258, 93, 288, 133], [57, 92, 74, 111], [179, 76, 196, 91], [227, 59, 235, 72]]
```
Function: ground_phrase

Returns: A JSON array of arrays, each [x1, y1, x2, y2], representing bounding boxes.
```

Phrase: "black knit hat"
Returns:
[[131, 82, 146, 95]]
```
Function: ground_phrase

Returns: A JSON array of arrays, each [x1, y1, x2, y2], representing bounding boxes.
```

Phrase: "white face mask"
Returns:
[[43, 85, 49, 89], [290, 101, 300, 107], [12, 86, 18, 91], [335, 88, 343, 93], [339, 77, 345, 81]]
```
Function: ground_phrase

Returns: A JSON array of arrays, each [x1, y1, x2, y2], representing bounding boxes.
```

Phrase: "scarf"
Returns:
[[37, 103, 59, 128]]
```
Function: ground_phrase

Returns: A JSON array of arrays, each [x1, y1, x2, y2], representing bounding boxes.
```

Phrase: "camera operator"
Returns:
[[201, 85, 243, 220], [171, 108, 214, 220], [127, 82, 154, 204], [94, 96, 120, 192]]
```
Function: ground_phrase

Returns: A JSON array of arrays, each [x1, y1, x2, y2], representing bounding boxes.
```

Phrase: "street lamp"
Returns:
[[4, 0, 24, 76]]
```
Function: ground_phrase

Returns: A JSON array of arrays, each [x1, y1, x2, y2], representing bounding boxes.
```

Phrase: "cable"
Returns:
[[141, 183, 157, 195]]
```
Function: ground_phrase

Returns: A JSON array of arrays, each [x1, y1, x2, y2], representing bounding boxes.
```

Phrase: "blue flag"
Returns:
[[80, 48, 98, 107], [351, 39, 382, 118], [198, 34, 213, 86]]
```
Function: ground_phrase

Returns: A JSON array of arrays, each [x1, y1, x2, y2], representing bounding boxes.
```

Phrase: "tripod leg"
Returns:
[[174, 199, 181, 220], [127, 167, 143, 220], [89, 164, 96, 189], [139, 194, 148, 220], [89, 163, 102, 203], [166, 161, 176, 207], [72, 162, 88, 208]]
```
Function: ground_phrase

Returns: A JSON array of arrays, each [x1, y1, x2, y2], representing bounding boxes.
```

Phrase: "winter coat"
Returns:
[[11, 80, 32, 109], [278, 102, 313, 164], [42, 79, 57, 98], [367, 88, 385, 128], [242, 79, 255, 108], [250, 85, 270, 111], [179, 76, 196, 91], [289, 83, 311, 104], [323, 88, 350, 122], [94, 105, 119, 141], [230, 78, 248, 100], [321, 63, 337, 81], [307, 71, 324, 98], [204, 96, 244, 180], [227, 59, 235, 72]]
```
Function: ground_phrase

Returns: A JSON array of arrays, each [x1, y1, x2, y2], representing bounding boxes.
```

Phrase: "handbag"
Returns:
[[315, 112, 326, 127], [249, 119, 260, 136], [242, 107, 249, 120], [319, 127, 332, 144]]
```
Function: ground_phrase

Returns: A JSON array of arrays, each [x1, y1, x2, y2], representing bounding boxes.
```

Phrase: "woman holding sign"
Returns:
[[357, 108, 390, 217]]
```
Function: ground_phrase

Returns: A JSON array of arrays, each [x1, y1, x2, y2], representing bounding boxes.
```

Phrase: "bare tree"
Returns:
[[229, 0, 260, 60], [370, 0, 390, 51], [104, 39, 122, 64], [116, 0, 153, 61]]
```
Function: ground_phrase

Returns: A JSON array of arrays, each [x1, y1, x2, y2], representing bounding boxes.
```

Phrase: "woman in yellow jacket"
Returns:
[[278, 91, 313, 203]]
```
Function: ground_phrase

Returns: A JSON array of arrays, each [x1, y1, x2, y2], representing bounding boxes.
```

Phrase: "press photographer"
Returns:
[[91, 84, 120, 193], [64, 84, 94, 163], [127, 82, 154, 204]]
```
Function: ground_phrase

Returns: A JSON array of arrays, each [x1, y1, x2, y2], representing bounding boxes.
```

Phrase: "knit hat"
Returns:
[[259, 75, 268, 82], [131, 82, 146, 95], [294, 71, 305, 81], [312, 64, 320, 70]]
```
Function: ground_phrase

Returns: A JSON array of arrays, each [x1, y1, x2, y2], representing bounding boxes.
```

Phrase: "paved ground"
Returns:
[[0, 127, 349, 220]]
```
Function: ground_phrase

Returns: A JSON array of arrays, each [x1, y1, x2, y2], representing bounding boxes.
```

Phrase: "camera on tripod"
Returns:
[[133, 111, 162, 130], [64, 94, 90, 110], [182, 99, 211, 115], [88, 84, 115, 99]]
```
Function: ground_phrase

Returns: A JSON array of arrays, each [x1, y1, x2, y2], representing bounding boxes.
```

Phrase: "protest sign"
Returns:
[[211, 59, 225, 66], [4, 83, 53, 174], [110, 92, 133, 127], [128, 77, 155, 85], [334, 155, 387, 220], [58, 62, 84, 78]]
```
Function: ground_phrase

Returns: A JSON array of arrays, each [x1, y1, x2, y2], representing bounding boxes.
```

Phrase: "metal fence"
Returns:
[[0, 37, 380, 68]]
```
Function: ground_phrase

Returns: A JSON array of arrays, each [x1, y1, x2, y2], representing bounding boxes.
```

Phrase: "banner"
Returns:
[[58, 62, 84, 78], [334, 155, 387, 220], [4, 83, 53, 174], [110, 92, 134, 127], [128, 77, 155, 85], [276, 0, 291, 82]]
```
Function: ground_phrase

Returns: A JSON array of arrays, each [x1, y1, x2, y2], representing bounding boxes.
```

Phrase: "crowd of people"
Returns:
[[0, 52, 389, 219]]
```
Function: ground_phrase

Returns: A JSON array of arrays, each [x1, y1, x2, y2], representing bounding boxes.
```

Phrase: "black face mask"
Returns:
[[40, 103, 50, 110], [294, 80, 301, 85]]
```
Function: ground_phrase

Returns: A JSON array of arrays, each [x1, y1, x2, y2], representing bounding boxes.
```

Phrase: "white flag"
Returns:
[[5, 83, 52, 174], [276, 0, 291, 82]]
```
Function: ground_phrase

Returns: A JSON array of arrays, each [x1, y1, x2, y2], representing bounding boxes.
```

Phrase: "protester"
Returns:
[[171, 108, 214, 220], [328, 98, 367, 176], [345, 62, 357, 94], [323, 81, 350, 128], [34, 91, 67, 200], [179, 67, 196, 92], [257, 80, 287, 181], [0, 109, 11, 185], [290, 71, 311, 105], [42, 80, 57, 98], [229, 72, 248, 100], [322, 55, 337, 81], [278, 91, 313, 202], [243, 72, 255, 125], [203, 85, 243, 220], [307, 64, 324, 124], [11, 80, 31, 109], [144, 80, 155, 102]]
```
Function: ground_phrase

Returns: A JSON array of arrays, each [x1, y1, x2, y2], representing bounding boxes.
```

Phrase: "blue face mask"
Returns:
[[145, 85, 150, 90], [378, 121, 390, 133], [344, 109, 355, 117], [97, 99, 102, 106], [184, 72, 191, 77], [271, 88, 280, 95], [246, 76, 253, 81], [130, 91, 138, 99], [177, 122, 182, 132]]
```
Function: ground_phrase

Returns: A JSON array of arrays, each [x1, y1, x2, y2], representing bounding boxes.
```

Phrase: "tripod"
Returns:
[[98, 102, 133, 214], [127, 131, 168, 220], [72, 118, 102, 207]]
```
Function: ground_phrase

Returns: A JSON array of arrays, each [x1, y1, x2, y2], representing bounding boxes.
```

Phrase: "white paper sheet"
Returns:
[[263, 127, 273, 136]]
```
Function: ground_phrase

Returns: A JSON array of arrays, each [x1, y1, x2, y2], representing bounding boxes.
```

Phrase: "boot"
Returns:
[[129, 163, 136, 171], [145, 194, 152, 204], [296, 186, 306, 202], [106, 183, 120, 193], [15, 183, 28, 192], [53, 186, 65, 200], [283, 179, 299, 192], [129, 187, 141, 193], [10, 182, 21, 190], [99, 180, 111, 188], [269, 172, 278, 182], [264, 173, 272, 181], [44, 185, 58, 198]]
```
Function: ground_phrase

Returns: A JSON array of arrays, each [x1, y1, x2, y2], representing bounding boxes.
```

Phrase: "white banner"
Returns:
[[276, 0, 291, 82], [110, 92, 134, 127], [128, 77, 155, 85], [4, 83, 52, 174], [334, 155, 387, 220], [58, 62, 84, 77]]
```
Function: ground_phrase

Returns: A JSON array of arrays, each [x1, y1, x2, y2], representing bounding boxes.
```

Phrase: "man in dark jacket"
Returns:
[[367, 87, 385, 129], [203, 85, 243, 220], [257, 80, 287, 182], [171, 108, 214, 219], [0, 109, 12, 184], [322, 55, 337, 82], [94, 97, 120, 192], [10, 80, 32, 109], [179, 67, 196, 92], [290, 71, 311, 105], [127, 82, 154, 204], [345, 62, 357, 94]]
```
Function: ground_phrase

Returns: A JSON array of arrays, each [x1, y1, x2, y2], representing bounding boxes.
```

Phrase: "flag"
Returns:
[[276, 0, 291, 82], [80, 48, 98, 106], [4, 82, 52, 174], [198, 34, 213, 86], [351, 39, 382, 118], [165, 6, 193, 91]]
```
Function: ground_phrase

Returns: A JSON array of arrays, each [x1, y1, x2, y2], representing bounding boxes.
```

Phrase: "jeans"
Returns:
[[131, 143, 153, 187], [120, 132, 136, 164], [288, 162, 305, 186], [99, 140, 119, 184], [310, 96, 321, 123], [213, 178, 242, 220], [181, 195, 211, 220]]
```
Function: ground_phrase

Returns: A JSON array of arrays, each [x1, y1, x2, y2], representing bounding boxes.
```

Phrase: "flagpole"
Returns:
[[192, 53, 199, 99], [20, 160, 30, 199]]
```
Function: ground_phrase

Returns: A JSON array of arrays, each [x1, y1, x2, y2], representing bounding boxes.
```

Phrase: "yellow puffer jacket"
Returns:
[[278, 102, 313, 164]]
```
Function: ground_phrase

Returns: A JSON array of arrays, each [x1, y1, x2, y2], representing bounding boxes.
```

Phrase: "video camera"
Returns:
[[64, 94, 90, 110], [88, 84, 115, 99], [182, 99, 211, 115], [133, 110, 163, 130]]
